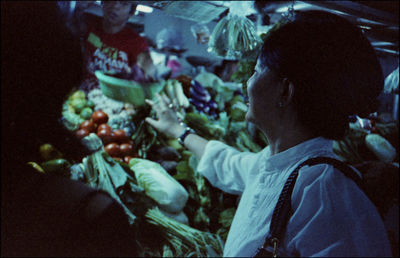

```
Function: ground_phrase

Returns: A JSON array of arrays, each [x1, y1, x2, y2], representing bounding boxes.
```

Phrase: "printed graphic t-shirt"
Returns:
[[82, 13, 149, 82]]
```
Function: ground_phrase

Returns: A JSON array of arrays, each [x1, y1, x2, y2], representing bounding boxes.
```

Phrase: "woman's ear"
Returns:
[[278, 78, 295, 108]]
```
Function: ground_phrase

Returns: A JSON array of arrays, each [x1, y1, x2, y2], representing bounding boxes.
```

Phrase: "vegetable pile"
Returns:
[[32, 69, 398, 257], [54, 75, 267, 256]]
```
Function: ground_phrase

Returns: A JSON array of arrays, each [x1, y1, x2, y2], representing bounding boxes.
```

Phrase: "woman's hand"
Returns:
[[145, 93, 185, 138], [146, 93, 209, 160]]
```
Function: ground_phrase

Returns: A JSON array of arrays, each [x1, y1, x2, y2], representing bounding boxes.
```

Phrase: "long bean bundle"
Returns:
[[145, 207, 224, 257], [208, 15, 262, 59]]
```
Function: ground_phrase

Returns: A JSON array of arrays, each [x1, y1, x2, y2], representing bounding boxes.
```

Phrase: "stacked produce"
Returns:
[[39, 69, 398, 257], [62, 90, 138, 164], [52, 75, 266, 255], [61, 90, 94, 131]]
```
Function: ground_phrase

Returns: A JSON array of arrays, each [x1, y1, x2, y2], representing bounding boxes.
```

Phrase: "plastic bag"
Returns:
[[208, 14, 262, 60], [191, 23, 210, 44], [384, 66, 399, 94], [156, 27, 185, 51], [228, 1, 256, 17]]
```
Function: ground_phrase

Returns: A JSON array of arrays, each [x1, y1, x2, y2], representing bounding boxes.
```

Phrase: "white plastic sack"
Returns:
[[384, 66, 399, 94]]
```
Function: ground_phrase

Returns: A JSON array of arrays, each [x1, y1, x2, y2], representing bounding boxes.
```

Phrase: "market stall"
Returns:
[[29, 1, 399, 256]]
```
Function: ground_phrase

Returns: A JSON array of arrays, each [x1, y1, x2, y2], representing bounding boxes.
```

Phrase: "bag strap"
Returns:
[[262, 157, 364, 255]]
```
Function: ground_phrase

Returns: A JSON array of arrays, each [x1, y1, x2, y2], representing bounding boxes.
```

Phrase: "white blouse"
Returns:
[[197, 137, 392, 257]]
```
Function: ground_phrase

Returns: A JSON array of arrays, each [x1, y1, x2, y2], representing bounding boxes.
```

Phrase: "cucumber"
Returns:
[[40, 158, 71, 176]]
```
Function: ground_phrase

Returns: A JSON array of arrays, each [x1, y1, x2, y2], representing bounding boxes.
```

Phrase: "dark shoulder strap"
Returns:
[[265, 157, 363, 248]]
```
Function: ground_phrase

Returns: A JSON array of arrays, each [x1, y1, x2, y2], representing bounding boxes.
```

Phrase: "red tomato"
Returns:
[[97, 123, 112, 134], [75, 128, 90, 139], [105, 143, 121, 157], [123, 155, 134, 164], [120, 143, 134, 156], [92, 110, 108, 124], [97, 129, 113, 145], [112, 129, 128, 143], [80, 120, 96, 133]]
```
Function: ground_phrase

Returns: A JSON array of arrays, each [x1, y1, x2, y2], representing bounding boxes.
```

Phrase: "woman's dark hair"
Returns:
[[259, 10, 384, 140], [1, 2, 89, 164]]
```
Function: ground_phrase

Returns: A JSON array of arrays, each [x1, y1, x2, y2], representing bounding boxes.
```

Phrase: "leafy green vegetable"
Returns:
[[162, 244, 174, 257], [229, 95, 247, 121], [194, 207, 210, 226], [184, 112, 225, 140], [145, 207, 224, 257], [81, 150, 137, 224], [175, 161, 195, 182], [218, 207, 236, 228], [230, 60, 256, 95], [129, 158, 189, 213], [237, 131, 262, 153], [61, 109, 84, 131]]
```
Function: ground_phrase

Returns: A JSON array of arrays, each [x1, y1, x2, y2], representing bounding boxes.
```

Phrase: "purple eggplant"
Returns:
[[190, 98, 205, 110], [191, 80, 211, 96], [191, 80, 205, 92], [208, 100, 218, 110], [190, 87, 211, 102], [191, 85, 209, 98]]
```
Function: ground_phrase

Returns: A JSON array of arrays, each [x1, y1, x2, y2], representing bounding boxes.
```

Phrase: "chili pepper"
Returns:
[[27, 162, 45, 174]]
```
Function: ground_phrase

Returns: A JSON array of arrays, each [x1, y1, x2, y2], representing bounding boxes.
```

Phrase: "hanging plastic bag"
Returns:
[[208, 12, 262, 60], [156, 27, 185, 51], [191, 23, 210, 44], [384, 66, 399, 94]]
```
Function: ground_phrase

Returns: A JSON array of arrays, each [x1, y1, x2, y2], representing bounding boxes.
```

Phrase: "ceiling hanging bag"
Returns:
[[208, 2, 262, 60]]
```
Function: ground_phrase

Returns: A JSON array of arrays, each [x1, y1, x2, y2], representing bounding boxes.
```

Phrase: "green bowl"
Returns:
[[95, 71, 164, 106]]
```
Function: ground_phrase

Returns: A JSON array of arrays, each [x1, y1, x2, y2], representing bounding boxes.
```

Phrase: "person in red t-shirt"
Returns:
[[69, 1, 156, 92]]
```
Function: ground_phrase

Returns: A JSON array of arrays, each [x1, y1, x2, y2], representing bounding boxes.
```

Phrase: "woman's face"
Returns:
[[245, 59, 282, 130]]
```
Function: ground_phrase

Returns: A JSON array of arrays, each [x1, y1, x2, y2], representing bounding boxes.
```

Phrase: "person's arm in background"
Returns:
[[136, 51, 159, 81], [145, 94, 208, 160]]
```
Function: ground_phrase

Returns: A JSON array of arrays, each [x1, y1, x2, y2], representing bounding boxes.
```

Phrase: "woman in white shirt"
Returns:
[[145, 10, 392, 257]]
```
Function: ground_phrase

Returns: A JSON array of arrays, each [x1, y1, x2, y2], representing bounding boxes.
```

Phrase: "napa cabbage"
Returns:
[[129, 158, 189, 213]]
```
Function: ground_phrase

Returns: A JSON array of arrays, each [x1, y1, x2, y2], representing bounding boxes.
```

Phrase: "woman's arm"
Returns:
[[146, 94, 255, 193], [145, 93, 208, 160]]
